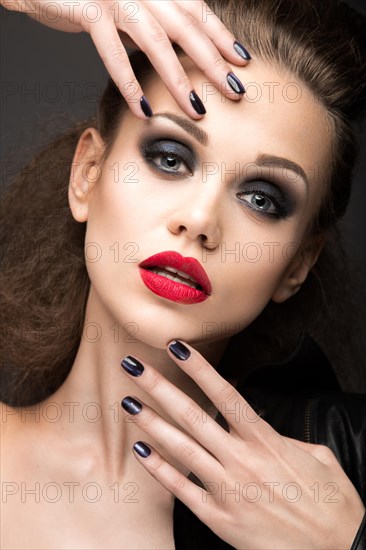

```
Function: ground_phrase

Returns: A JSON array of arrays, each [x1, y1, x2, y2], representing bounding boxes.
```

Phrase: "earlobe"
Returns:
[[272, 233, 326, 304], [68, 127, 105, 223]]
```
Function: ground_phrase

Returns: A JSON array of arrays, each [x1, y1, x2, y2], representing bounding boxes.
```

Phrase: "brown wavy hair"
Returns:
[[1, 0, 366, 405]]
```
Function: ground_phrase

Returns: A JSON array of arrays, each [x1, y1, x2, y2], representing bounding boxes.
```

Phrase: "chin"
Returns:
[[112, 302, 205, 348], [116, 307, 240, 350], [122, 320, 202, 349]]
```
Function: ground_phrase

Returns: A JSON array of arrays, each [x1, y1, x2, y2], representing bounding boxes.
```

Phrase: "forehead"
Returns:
[[142, 56, 332, 203]]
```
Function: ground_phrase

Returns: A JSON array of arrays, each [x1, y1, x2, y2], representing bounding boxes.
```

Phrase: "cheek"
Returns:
[[81, 174, 142, 292], [86, 170, 145, 242], [203, 238, 297, 331]]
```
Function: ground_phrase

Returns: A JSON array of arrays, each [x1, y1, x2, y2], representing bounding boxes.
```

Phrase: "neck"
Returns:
[[37, 286, 229, 478]]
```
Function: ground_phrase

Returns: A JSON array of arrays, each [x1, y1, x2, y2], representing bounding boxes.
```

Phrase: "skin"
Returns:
[[1, 58, 365, 549]]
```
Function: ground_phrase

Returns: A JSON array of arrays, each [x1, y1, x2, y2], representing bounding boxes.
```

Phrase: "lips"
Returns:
[[138, 251, 212, 305]]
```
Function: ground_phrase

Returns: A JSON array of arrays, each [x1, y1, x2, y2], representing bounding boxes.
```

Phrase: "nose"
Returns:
[[167, 186, 223, 249]]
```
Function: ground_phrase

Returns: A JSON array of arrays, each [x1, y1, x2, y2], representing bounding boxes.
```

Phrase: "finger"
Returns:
[[145, 1, 246, 101], [132, 440, 215, 524], [86, 10, 151, 120], [120, 396, 224, 479], [167, 340, 278, 442], [119, 1, 208, 119], [120, 355, 232, 461], [176, 0, 251, 64]]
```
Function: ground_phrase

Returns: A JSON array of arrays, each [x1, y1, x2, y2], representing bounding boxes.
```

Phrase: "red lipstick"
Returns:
[[139, 251, 211, 305]]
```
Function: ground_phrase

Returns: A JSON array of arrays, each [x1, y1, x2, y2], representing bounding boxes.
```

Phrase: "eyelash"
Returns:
[[237, 186, 290, 219], [140, 138, 291, 219], [141, 139, 195, 177]]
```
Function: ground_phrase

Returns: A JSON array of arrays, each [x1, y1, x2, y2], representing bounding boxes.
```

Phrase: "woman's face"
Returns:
[[71, 57, 331, 349]]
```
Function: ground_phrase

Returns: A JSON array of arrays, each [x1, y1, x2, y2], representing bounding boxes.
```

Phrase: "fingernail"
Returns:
[[227, 72, 245, 95], [133, 441, 151, 458], [121, 396, 142, 415], [169, 340, 191, 361], [189, 90, 206, 115], [233, 41, 251, 61], [140, 95, 153, 118], [121, 356, 144, 377]]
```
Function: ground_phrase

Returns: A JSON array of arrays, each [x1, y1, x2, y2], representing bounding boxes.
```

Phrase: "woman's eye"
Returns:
[[242, 192, 276, 213], [141, 139, 195, 177], [237, 184, 291, 219], [154, 153, 184, 173]]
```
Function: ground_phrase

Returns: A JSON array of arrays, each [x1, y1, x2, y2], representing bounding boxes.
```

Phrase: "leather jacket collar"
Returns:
[[218, 334, 341, 392]]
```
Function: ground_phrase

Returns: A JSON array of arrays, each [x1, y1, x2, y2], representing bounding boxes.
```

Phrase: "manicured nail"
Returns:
[[133, 441, 151, 458], [121, 396, 142, 415], [189, 90, 206, 115], [140, 95, 153, 118], [121, 356, 144, 377], [227, 72, 245, 95], [169, 340, 191, 361], [233, 41, 251, 61]]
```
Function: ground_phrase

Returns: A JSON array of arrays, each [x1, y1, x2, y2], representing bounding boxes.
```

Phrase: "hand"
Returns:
[[120, 340, 365, 549], [1, 0, 251, 119]]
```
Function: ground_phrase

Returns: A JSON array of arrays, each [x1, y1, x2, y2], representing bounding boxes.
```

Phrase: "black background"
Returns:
[[1, 1, 365, 277]]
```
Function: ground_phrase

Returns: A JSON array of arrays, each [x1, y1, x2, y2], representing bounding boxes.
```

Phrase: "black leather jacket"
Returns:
[[173, 336, 366, 549]]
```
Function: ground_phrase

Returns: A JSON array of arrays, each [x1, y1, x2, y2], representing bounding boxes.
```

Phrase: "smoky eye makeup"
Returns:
[[138, 126, 299, 220], [236, 180, 297, 220], [139, 134, 197, 177]]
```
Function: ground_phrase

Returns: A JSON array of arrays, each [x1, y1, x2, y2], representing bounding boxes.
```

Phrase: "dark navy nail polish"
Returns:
[[169, 340, 191, 361], [140, 95, 153, 118], [133, 441, 151, 458], [233, 41, 251, 61], [227, 72, 246, 95], [121, 396, 142, 415], [189, 90, 206, 115], [121, 356, 144, 377]]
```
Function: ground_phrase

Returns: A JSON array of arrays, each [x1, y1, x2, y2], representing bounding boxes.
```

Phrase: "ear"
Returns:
[[271, 233, 326, 303], [68, 127, 105, 223]]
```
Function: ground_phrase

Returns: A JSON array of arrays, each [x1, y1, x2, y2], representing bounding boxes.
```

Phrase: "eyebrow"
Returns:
[[150, 113, 308, 188], [255, 154, 309, 189], [152, 112, 209, 146]]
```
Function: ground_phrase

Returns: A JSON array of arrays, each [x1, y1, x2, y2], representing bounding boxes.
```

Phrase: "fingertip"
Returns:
[[233, 41, 251, 62], [168, 340, 191, 361], [222, 47, 251, 67], [190, 111, 207, 120], [189, 90, 207, 116], [140, 95, 153, 118], [133, 441, 152, 458]]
